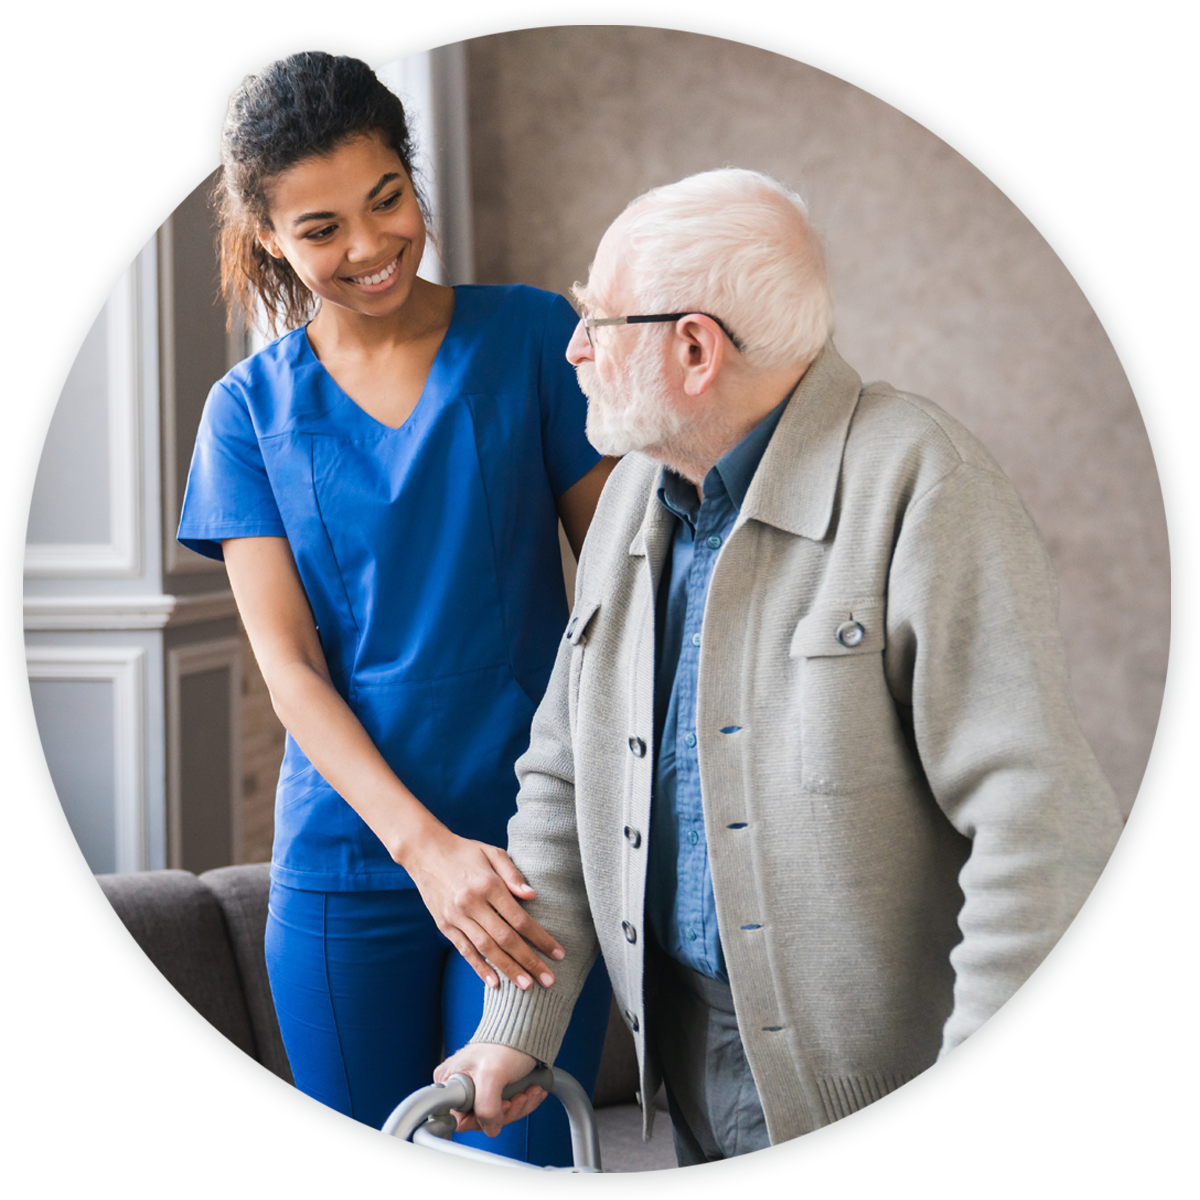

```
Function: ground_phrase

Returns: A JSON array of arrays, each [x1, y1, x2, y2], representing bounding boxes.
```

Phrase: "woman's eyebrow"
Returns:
[[293, 210, 335, 226], [291, 173, 403, 226], [366, 172, 401, 201]]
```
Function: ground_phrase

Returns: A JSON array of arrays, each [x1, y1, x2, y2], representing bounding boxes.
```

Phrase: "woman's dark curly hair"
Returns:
[[215, 52, 430, 336]]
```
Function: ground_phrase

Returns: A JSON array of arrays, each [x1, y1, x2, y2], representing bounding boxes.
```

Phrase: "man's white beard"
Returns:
[[576, 348, 685, 458]]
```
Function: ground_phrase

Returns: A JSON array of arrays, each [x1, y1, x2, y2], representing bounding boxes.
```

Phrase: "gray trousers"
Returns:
[[645, 939, 770, 1166], [648, 940, 768, 1166]]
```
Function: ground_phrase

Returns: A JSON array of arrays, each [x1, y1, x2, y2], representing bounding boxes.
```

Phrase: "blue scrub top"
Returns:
[[178, 284, 600, 891]]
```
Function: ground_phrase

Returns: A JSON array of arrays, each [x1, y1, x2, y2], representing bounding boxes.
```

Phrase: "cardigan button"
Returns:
[[624, 1009, 640, 1033], [628, 736, 646, 757], [622, 920, 638, 943], [624, 825, 642, 848], [836, 620, 865, 648]]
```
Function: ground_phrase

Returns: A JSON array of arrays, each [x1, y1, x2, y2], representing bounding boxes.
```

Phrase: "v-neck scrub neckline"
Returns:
[[178, 285, 600, 890], [299, 289, 457, 433]]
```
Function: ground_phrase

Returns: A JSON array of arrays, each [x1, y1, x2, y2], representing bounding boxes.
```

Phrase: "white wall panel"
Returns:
[[26, 645, 148, 872]]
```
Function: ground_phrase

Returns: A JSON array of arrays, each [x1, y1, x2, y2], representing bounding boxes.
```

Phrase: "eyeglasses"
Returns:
[[579, 309, 746, 354]]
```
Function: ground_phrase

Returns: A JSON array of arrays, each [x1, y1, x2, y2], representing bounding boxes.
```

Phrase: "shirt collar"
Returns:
[[657, 390, 793, 523]]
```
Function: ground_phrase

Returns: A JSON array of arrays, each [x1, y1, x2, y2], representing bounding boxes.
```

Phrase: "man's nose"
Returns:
[[566, 319, 593, 366]]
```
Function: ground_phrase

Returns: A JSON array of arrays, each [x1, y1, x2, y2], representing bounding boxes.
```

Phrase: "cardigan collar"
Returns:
[[628, 340, 863, 557], [738, 340, 863, 541]]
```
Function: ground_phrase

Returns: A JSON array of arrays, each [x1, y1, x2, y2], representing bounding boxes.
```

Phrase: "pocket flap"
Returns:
[[565, 599, 601, 646], [790, 600, 886, 658]]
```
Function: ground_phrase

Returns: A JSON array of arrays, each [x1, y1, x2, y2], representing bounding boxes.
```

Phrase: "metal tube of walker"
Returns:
[[381, 1067, 602, 1172]]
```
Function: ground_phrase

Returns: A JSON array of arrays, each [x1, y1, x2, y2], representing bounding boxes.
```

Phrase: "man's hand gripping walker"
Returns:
[[382, 1066, 602, 1172]]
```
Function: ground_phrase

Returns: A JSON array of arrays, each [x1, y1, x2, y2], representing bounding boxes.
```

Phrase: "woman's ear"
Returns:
[[257, 229, 283, 260]]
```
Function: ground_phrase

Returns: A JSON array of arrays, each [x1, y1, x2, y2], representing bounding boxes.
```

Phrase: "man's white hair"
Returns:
[[618, 168, 833, 371]]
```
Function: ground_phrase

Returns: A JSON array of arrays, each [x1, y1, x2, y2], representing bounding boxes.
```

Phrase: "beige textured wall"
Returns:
[[466, 25, 1168, 818]]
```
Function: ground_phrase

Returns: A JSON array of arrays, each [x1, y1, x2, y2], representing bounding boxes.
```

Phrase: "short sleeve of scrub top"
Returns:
[[177, 285, 600, 891]]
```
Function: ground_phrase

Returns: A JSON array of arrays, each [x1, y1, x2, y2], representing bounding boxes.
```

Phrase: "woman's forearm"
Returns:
[[263, 656, 447, 868]]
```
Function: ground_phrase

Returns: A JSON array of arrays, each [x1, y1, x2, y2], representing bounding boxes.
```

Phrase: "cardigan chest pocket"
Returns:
[[790, 600, 916, 794], [566, 598, 601, 732]]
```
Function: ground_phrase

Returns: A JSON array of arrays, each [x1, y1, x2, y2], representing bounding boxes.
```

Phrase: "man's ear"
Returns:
[[675, 315, 725, 397]]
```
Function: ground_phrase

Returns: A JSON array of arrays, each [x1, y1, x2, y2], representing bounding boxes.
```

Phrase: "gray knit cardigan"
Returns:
[[472, 341, 1124, 1145]]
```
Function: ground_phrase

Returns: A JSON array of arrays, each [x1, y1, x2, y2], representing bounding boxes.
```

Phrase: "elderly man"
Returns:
[[437, 168, 1123, 1164]]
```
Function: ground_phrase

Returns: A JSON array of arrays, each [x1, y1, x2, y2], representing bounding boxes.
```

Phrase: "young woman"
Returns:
[[177, 52, 615, 1164]]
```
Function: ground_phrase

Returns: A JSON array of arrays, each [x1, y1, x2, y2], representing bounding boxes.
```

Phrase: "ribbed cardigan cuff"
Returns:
[[470, 979, 577, 1066], [916, 1065, 1051, 1166]]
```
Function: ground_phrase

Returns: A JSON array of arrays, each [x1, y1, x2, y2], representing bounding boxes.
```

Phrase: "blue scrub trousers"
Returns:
[[265, 881, 611, 1166]]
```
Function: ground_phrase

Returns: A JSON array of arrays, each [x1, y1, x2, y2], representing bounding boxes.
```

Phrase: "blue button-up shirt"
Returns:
[[646, 395, 790, 979]]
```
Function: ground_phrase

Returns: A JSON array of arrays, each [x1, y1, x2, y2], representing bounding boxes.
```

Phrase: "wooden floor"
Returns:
[[1065, 816, 1166, 1171]]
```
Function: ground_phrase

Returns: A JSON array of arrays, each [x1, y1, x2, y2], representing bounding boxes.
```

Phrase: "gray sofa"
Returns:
[[23, 864, 1137, 1171]]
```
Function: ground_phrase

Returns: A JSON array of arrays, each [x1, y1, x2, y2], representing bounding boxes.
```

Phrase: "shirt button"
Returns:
[[836, 620, 865, 648], [566, 617, 578, 640], [684, 732, 696, 748], [628, 736, 646, 757], [686, 927, 697, 941], [622, 921, 638, 944], [688, 830, 699, 845], [624, 1009, 640, 1033], [707, 534, 723, 549], [624, 825, 642, 848], [691, 632, 701, 646]]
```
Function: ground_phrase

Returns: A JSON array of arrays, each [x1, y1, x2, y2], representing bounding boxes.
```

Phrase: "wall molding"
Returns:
[[26, 645, 148, 872], [23, 590, 237, 631], [24, 267, 144, 578], [166, 637, 243, 869]]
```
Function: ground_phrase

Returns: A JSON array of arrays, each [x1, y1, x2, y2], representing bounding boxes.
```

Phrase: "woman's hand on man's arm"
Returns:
[[404, 830, 564, 991]]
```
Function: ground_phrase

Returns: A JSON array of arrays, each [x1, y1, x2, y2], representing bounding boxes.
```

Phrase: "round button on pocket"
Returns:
[[836, 620, 865, 648]]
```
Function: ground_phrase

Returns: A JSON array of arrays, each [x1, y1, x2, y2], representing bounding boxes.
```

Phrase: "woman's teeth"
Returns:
[[351, 257, 398, 286]]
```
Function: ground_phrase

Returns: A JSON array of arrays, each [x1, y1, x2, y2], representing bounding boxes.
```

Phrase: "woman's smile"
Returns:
[[346, 254, 401, 290]]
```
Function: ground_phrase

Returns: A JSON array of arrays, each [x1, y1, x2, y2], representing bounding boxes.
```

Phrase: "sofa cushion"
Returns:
[[23, 873, 276, 1171], [199, 864, 292, 1083]]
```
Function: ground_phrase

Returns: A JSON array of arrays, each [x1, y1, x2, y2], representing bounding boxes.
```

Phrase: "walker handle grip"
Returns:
[[381, 1066, 601, 1172], [417, 1066, 556, 1116], [500, 1066, 555, 1102]]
